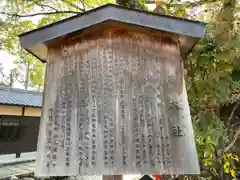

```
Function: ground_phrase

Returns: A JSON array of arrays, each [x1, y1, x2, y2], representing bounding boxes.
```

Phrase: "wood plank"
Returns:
[[24, 107, 41, 117], [0, 105, 22, 116], [36, 31, 199, 176]]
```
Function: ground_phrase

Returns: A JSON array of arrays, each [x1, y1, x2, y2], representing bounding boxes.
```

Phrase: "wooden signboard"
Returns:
[[19, 4, 206, 177]]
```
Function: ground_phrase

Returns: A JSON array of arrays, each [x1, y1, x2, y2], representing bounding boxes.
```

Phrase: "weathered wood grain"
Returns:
[[36, 31, 200, 176]]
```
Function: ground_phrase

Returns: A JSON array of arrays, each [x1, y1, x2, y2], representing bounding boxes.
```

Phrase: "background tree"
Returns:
[[0, 65, 20, 87]]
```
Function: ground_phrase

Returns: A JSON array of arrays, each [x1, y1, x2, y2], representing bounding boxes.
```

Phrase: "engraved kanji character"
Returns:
[[172, 125, 185, 137], [52, 147, 57, 152], [167, 74, 177, 84], [52, 154, 57, 160]]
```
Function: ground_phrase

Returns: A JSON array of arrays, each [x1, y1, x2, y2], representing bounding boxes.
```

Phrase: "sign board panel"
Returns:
[[36, 33, 200, 176]]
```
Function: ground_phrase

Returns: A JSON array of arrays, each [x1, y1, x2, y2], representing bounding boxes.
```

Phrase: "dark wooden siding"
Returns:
[[0, 116, 40, 154]]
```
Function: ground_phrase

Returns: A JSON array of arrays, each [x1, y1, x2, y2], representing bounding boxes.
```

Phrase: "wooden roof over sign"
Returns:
[[19, 4, 206, 62]]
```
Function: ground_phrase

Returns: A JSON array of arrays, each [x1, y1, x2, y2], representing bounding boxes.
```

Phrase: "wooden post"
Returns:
[[103, 175, 122, 180], [16, 153, 21, 158]]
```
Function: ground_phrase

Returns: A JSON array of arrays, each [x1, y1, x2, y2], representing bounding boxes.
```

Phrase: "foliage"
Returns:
[[185, 0, 240, 178], [161, 0, 240, 178], [0, 65, 20, 87], [224, 153, 239, 178]]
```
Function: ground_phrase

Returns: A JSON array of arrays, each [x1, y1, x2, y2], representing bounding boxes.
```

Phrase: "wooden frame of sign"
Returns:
[[19, 4, 206, 177]]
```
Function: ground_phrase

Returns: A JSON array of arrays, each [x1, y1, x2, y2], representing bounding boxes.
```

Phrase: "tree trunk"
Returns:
[[24, 62, 30, 90], [9, 70, 13, 87], [37, 84, 41, 92]]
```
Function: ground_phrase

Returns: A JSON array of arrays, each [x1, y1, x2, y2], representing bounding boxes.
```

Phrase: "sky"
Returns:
[[0, 1, 13, 77], [0, 1, 44, 88], [0, 51, 15, 75], [0, 1, 19, 87]]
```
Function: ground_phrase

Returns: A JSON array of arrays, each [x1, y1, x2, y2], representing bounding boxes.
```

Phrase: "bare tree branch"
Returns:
[[29, 0, 59, 11], [60, 0, 86, 11], [225, 101, 240, 135], [0, 18, 13, 28], [224, 126, 240, 152], [228, 101, 240, 123], [79, 0, 87, 11], [222, 102, 240, 153], [0, 11, 80, 18], [146, 0, 219, 7]]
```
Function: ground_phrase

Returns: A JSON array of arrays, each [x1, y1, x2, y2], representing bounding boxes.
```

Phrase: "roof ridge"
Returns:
[[0, 86, 43, 95]]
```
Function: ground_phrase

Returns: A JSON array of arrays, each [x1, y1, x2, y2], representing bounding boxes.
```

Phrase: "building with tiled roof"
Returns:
[[0, 86, 42, 156]]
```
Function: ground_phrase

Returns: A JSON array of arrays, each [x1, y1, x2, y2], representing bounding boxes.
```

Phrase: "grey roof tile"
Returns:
[[0, 86, 43, 107]]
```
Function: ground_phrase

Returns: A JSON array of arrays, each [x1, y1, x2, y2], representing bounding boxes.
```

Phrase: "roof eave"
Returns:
[[19, 4, 206, 62]]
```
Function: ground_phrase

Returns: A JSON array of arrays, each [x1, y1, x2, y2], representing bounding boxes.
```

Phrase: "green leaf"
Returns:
[[230, 169, 236, 178]]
